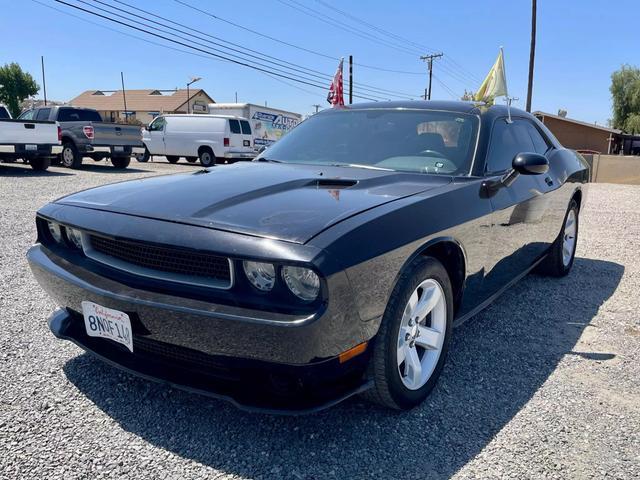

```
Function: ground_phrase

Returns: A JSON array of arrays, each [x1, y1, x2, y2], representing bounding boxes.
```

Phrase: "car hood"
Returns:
[[56, 162, 451, 244]]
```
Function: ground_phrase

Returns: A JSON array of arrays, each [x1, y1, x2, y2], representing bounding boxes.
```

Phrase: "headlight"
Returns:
[[282, 266, 320, 301], [47, 221, 63, 243], [66, 227, 83, 250], [243, 261, 276, 291]]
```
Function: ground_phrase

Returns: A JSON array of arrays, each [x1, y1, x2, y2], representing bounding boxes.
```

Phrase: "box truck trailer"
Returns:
[[208, 103, 302, 150]]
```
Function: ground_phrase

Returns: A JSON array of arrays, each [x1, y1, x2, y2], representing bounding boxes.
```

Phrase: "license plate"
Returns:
[[25, 144, 37, 151], [113, 146, 124, 152], [81, 301, 133, 352]]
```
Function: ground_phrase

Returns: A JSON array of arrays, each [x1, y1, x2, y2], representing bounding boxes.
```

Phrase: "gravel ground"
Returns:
[[1, 159, 638, 479]]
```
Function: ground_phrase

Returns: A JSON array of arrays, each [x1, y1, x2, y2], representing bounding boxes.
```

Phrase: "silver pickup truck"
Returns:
[[0, 104, 62, 171], [19, 106, 143, 169]]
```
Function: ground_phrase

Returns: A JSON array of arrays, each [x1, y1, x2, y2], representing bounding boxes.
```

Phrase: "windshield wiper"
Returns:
[[330, 163, 394, 171], [254, 157, 282, 163]]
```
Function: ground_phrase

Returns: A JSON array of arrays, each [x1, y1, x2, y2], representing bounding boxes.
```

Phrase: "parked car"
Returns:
[[0, 105, 62, 171], [27, 101, 588, 413], [138, 114, 255, 167], [18, 106, 144, 169]]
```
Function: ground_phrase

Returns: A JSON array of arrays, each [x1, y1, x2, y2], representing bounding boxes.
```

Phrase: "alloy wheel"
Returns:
[[562, 209, 577, 266], [397, 278, 446, 390]]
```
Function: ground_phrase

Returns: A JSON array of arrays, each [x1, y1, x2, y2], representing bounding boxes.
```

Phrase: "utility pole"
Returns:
[[120, 72, 127, 122], [420, 53, 443, 100], [348, 55, 353, 105], [41, 56, 47, 106], [526, 0, 537, 112], [312, 104, 321, 114]]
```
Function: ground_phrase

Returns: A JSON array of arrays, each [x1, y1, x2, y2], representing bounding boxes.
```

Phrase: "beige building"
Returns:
[[68, 89, 215, 125]]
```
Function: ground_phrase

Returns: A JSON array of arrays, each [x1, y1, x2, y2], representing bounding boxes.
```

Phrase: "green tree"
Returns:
[[610, 65, 640, 132], [0, 63, 39, 118]]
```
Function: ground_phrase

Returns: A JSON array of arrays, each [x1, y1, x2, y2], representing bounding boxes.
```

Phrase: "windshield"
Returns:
[[257, 109, 479, 175]]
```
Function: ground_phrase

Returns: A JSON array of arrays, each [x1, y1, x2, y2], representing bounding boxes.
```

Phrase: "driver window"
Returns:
[[20, 110, 36, 120], [148, 117, 165, 132], [486, 118, 535, 174]]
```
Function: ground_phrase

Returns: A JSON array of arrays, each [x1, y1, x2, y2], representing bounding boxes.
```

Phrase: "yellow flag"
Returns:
[[475, 49, 508, 104]]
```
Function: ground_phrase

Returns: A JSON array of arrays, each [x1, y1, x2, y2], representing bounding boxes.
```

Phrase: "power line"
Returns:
[[174, 0, 426, 76], [104, 0, 415, 99], [274, 0, 422, 57], [432, 73, 461, 100], [51, 0, 386, 101], [309, 0, 483, 84], [30, 0, 326, 103]]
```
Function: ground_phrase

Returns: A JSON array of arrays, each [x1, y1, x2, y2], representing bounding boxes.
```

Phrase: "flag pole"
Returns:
[[500, 47, 512, 124]]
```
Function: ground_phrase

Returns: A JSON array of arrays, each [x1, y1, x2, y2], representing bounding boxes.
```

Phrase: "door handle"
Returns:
[[545, 176, 554, 186]]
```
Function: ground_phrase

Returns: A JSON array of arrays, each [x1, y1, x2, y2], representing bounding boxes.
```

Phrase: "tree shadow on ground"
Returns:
[[63, 257, 623, 479]]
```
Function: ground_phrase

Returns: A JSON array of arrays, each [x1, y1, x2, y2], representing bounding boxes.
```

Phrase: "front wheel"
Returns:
[[111, 156, 131, 169], [536, 199, 579, 277], [137, 148, 150, 162], [61, 142, 82, 169], [364, 256, 453, 410]]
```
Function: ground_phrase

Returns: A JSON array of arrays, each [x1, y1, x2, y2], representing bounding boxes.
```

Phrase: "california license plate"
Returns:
[[113, 146, 124, 152], [25, 144, 37, 151], [81, 301, 133, 352]]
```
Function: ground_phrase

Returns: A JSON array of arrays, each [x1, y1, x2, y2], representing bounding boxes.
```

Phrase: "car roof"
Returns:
[[337, 100, 533, 122]]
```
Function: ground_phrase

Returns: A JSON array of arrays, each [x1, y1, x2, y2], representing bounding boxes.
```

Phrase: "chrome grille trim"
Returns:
[[81, 233, 234, 290]]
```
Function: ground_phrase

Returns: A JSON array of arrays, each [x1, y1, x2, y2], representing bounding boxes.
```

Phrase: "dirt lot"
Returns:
[[1, 159, 638, 479]]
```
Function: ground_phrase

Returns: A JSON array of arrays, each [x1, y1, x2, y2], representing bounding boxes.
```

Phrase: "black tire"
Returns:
[[111, 156, 131, 169], [30, 157, 50, 171], [186, 157, 198, 163], [91, 155, 106, 162], [536, 199, 579, 277], [364, 256, 454, 410], [61, 142, 82, 169], [199, 148, 216, 167], [137, 148, 150, 162], [166, 156, 180, 164]]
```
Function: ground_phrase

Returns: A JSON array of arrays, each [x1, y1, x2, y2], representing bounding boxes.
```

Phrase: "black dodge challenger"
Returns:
[[28, 101, 588, 413]]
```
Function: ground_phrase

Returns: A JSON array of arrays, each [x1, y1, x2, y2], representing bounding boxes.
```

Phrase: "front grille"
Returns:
[[86, 234, 232, 288]]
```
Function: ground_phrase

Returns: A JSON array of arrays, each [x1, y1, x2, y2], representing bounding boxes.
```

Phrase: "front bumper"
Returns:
[[223, 151, 256, 159], [28, 244, 373, 413]]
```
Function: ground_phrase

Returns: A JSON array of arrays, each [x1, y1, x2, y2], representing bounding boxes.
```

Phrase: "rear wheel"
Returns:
[[166, 155, 180, 164], [364, 257, 453, 410], [30, 157, 50, 171], [199, 148, 216, 167], [536, 199, 579, 277], [61, 142, 82, 169], [111, 156, 131, 169]]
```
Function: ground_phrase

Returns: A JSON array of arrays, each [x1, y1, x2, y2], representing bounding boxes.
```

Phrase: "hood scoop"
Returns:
[[312, 178, 358, 189]]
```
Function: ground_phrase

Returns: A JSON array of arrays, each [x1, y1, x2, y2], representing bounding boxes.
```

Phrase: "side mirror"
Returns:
[[512, 152, 549, 175], [483, 152, 550, 196]]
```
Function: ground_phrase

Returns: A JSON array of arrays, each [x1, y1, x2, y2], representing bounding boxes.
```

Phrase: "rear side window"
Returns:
[[229, 119, 241, 134], [19, 110, 35, 120], [524, 121, 551, 155], [36, 108, 51, 121], [0, 107, 10, 119], [240, 120, 252, 135], [58, 108, 102, 122], [486, 118, 535, 173]]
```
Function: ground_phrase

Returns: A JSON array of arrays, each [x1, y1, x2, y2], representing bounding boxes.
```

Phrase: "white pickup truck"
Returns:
[[0, 104, 62, 171]]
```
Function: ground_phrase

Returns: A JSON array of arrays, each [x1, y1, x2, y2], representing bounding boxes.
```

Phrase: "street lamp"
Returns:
[[186, 76, 202, 114]]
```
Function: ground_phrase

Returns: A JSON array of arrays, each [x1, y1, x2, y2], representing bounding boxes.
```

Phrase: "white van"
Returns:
[[139, 114, 255, 167]]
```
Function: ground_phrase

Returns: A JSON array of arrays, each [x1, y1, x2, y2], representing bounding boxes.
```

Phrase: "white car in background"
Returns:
[[139, 114, 255, 167]]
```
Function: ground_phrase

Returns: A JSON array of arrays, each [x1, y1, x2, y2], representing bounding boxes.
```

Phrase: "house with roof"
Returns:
[[68, 89, 215, 125], [533, 111, 635, 155]]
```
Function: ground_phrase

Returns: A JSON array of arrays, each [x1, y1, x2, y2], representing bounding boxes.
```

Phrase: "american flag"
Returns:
[[327, 58, 345, 107]]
